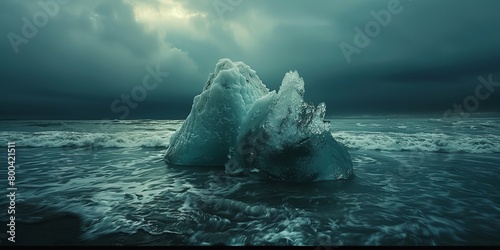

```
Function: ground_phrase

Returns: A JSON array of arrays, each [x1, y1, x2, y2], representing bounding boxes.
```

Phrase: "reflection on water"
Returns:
[[0, 147, 498, 245], [0, 118, 499, 245]]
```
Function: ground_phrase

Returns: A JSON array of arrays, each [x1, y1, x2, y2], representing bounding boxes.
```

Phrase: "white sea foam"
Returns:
[[333, 131, 500, 154], [0, 131, 173, 148], [2, 129, 498, 154]]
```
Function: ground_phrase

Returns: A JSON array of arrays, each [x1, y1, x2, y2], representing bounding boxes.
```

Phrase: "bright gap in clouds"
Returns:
[[126, 0, 272, 52], [126, 0, 207, 32]]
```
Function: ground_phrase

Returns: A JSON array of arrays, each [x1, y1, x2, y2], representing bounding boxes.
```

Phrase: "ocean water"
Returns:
[[1, 117, 499, 246]]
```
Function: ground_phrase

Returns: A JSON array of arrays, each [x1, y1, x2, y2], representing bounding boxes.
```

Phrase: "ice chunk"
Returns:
[[164, 59, 269, 165], [225, 71, 353, 181], [165, 59, 353, 182]]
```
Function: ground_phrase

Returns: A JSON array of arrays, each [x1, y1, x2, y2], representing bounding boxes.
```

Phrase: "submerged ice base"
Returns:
[[165, 59, 353, 182]]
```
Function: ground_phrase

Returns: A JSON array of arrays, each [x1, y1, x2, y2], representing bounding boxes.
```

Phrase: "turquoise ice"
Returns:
[[164, 59, 353, 181]]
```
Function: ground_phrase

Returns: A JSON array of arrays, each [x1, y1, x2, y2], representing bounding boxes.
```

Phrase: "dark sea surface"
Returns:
[[0, 117, 499, 246]]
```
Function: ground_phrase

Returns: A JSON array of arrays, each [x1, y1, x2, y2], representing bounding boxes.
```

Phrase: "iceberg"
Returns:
[[165, 59, 353, 181], [164, 59, 269, 166]]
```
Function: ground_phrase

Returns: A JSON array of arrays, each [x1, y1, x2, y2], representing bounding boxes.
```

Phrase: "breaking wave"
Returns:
[[332, 131, 500, 154], [1, 129, 498, 154], [0, 131, 172, 148]]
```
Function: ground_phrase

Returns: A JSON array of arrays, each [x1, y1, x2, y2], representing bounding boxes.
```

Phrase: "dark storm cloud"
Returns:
[[1, 0, 500, 119], [1, 0, 200, 119]]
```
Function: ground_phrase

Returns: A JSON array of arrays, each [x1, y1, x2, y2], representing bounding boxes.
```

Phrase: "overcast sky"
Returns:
[[1, 0, 500, 119]]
